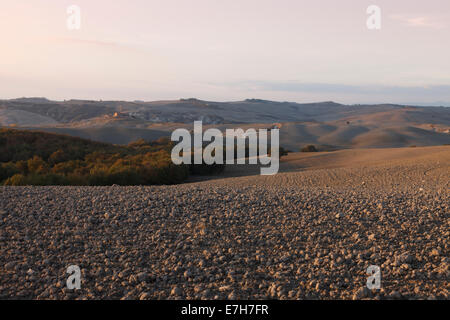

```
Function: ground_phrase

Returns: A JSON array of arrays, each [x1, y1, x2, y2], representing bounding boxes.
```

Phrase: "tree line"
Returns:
[[0, 129, 223, 186]]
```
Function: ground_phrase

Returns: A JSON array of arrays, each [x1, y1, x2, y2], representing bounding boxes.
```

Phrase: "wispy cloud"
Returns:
[[50, 37, 125, 48], [390, 14, 446, 29]]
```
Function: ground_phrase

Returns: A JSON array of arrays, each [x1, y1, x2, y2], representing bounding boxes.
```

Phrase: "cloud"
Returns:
[[46, 36, 152, 54], [390, 14, 446, 29], [209, 81, 450, 106], [50, 37, 124, 48], [219, 81, 450, 94]]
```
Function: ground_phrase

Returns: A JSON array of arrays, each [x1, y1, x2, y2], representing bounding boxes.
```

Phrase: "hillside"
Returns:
[[0, 129, 198, 186], [0, 128, 113, 163], [0, 98, 449, 149]]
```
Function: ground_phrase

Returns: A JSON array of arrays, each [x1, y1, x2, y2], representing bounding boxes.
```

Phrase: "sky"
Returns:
[[1, 0, 449, 105]]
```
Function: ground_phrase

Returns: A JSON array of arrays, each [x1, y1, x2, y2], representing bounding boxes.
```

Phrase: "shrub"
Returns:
[[27, 156, 49, 174], [48, 149, 67, 165], [301, 145, 318, 152], [0, 162, 19, 181], [4, 174, 27, 186], [279, 147, 289, 157]]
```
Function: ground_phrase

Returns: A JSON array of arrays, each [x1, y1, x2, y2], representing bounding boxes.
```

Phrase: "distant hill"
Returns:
[[0, 98, 449, 148], [9, 97, 55, 104]]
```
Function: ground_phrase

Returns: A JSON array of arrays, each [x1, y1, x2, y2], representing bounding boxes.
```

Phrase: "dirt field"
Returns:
[[0, 146, 449, 299]]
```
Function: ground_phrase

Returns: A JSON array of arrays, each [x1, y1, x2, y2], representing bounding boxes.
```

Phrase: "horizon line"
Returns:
[[1, 96, 450, 108]]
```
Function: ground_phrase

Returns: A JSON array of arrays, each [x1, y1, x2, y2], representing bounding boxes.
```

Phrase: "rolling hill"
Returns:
[[0, 98, 449, 149]]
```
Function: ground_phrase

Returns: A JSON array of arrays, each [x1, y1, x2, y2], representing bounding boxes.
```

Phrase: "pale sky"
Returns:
[[1, 0, 449, 105]]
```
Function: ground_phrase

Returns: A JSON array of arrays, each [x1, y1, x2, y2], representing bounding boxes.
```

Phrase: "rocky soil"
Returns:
[[0, 149, 448, 300]]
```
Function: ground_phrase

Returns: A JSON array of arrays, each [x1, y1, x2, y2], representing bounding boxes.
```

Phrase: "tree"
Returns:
[[48, 149, 67, 165], [4, 174, 27, 186], [27, 156, 49, 174], [301, 145, 318, 152]]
